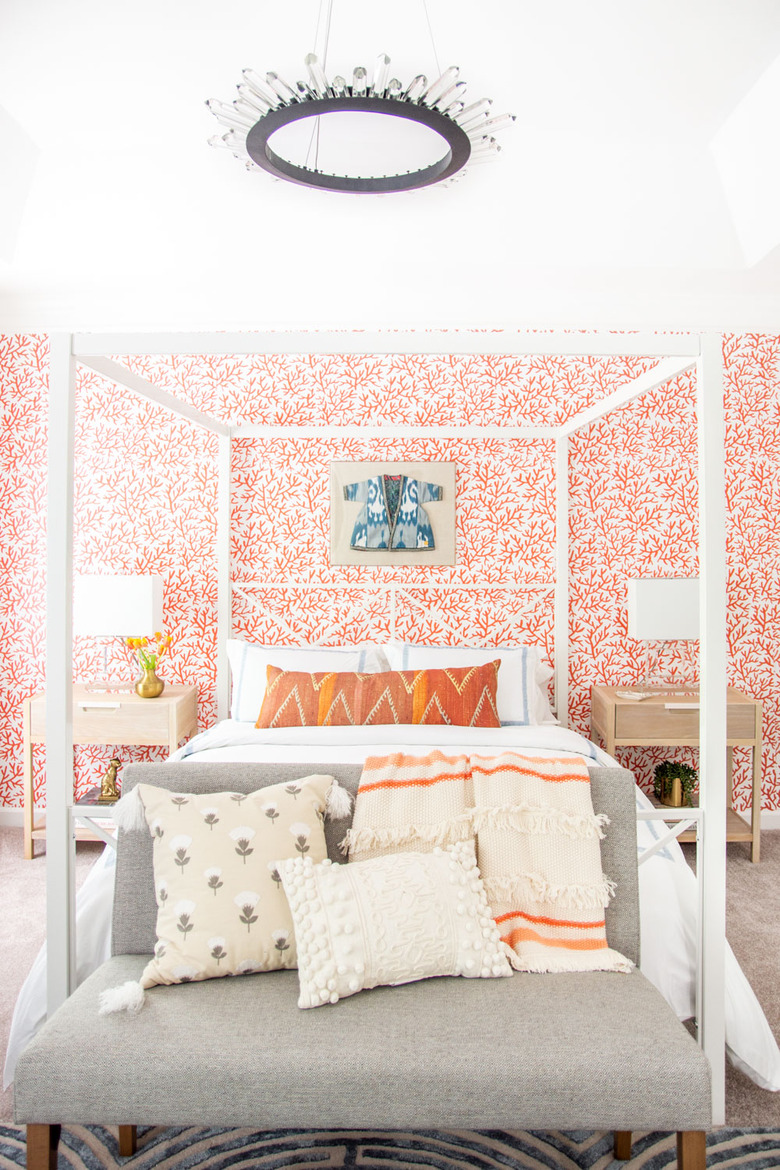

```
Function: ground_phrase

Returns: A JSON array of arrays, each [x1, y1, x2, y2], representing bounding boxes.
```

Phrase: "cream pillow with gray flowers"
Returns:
[[136, 775, 335, 989]]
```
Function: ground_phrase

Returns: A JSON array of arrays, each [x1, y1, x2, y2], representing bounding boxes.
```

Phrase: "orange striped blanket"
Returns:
[[343, 749, 632, 975]]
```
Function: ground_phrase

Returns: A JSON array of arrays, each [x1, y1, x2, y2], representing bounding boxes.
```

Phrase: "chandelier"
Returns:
[[206, 52, 514, 194]]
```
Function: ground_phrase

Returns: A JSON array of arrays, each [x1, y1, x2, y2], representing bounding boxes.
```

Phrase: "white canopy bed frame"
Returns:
[[45, 330, 728, 1120]]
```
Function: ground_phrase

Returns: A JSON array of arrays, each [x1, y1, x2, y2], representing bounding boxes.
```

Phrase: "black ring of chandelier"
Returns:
[[245, 95, 473, 193]]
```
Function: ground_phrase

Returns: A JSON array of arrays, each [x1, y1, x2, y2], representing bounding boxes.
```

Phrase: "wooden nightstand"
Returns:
[[22, 683, 198, 859], [590, 684, 763, 862]]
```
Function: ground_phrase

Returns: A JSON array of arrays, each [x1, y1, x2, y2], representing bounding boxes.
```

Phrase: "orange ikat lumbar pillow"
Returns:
[[255, 662, 501, 730]]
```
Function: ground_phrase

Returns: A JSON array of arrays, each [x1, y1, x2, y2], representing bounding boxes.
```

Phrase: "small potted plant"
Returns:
[[653, 760, 698, 808]]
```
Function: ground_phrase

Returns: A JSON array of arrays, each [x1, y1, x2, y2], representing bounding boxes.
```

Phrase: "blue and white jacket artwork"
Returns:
[[344, 474, 443, 550]]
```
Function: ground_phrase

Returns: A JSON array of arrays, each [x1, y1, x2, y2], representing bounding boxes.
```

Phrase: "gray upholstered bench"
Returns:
[[14, 762, 711, 1169]]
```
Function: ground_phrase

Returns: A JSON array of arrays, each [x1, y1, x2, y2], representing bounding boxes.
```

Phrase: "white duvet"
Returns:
[[5, 720, 780, 1095]]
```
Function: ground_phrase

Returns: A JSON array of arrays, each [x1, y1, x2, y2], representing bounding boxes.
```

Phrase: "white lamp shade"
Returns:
[[627, 577, 700, 640], [73, 575, 164, 636]]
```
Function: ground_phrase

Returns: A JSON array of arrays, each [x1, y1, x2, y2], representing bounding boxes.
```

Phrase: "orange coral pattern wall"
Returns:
[[1, 334, 778, 812]]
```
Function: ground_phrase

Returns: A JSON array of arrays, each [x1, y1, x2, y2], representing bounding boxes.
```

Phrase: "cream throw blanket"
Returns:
[[344, 749, 632, 974]]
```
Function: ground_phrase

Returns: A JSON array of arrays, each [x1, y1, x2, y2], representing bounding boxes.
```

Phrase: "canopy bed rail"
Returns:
[[46, 330, 727, 1120]]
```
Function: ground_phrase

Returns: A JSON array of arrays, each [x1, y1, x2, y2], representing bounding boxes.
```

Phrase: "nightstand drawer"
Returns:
[[77, 698, 173, 744], [614, 700, 757, 743], [27, 686, 197, 746]]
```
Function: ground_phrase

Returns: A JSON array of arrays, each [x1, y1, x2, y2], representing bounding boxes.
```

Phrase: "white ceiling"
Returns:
[[1, 0, 779, 333]]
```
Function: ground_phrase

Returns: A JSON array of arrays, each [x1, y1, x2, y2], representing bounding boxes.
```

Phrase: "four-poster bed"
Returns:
[[43, 329, 729, 1120]]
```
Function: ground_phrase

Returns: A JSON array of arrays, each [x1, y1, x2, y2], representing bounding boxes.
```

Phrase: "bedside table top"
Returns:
[[591, 685, 758, 708], [27, 683, 197, 704]]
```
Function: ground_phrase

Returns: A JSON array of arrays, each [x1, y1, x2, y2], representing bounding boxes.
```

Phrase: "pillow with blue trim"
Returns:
[[384, 644, 556, 726], [227, 639, 390, 723]]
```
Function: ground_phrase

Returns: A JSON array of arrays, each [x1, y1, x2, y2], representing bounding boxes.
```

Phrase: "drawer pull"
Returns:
[[77, 702, 122, 711]]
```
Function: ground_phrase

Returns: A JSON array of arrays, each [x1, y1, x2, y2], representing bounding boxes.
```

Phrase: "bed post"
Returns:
[[554, 435, 569, 726], [696, 333, 728, 1125], [216, 430, 232, 720], [46, 334, 76, 1012]]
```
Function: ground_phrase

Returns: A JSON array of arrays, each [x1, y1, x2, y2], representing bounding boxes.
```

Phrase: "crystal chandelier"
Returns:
[[206, 52, 514, 194]]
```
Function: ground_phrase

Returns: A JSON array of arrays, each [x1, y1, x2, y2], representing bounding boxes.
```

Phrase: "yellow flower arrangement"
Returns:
[[126, 631, 173, 673]]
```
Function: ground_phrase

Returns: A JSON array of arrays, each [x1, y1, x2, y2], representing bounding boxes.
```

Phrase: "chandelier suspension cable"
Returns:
[[319, 0, 336, 68], [311, 0, 336, 170], [421, 0, 442, 79], [306, 0, 332, 170]]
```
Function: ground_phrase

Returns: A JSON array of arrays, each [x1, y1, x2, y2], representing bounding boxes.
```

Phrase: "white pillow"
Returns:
[[227, 640, 390, 723], [384, 644, 556, 726], [278, 842, 513, 1008]]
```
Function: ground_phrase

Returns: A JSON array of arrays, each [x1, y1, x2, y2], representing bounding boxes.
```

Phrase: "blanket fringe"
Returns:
[[111, 787, 147, 833], [484, 872, 617, 911], [340, 814, 473, 857], [507, 950, 634, 975], [325, 778, 353, 821], [98, 980, 146, 1015], [501, 941, 523, 971], [471, 804, 609, 839]]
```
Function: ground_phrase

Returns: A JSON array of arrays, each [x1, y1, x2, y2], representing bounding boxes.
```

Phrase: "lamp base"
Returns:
[[642, 640, 699, 690]]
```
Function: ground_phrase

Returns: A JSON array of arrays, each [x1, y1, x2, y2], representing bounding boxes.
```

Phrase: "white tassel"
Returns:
[[325, 779, 353, 821], [112, 786, 147, 833], [98, 981, 146, 1016]]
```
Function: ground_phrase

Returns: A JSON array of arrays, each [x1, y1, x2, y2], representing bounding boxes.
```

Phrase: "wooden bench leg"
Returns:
[[118, 1126, 138, 1157], [27, 1124, 61, 1170], [613, 1131, 632, 1160], [677, 1130, 707, 1170]]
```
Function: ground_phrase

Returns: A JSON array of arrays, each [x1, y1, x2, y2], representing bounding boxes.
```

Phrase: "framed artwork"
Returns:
[[329, 461, 456, 567]]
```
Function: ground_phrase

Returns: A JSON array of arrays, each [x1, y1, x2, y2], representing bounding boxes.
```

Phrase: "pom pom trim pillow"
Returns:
[[227, 639, 390, 723], [384, 643, 555, 726], [131, 775, 340, 992], [256, 661, 501, 729], [278, 842, 513, 1008]]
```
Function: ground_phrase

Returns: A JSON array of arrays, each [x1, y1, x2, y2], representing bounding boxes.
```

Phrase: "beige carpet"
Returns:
[[1, 825, 779, 1127], [720, 833, 780, 1126]]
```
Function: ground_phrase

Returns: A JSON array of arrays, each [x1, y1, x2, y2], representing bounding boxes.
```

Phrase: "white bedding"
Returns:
[[169, 720, 613, 765], [5, 719, 780, 1094]]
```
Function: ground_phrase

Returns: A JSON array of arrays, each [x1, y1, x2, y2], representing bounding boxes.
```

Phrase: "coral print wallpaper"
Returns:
[[0, 333, 778, 815]]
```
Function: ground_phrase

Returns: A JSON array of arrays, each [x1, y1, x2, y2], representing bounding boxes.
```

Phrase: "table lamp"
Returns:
[[73, 574, 164, 692], [627, 577, 699, 688]]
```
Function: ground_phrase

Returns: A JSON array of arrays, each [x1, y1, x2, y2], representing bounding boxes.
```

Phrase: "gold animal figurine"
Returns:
[[98, 757, 122, 803]]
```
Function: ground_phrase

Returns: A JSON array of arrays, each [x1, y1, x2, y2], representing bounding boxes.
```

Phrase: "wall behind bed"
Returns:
[[0, 333, 777, 816]]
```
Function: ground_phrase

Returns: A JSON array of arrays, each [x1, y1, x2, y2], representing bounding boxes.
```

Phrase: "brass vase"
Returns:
[[135, 668, 165, 699]]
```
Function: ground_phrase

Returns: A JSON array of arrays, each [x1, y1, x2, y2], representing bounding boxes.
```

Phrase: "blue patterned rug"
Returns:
[[2, 1125, 780, 1169]]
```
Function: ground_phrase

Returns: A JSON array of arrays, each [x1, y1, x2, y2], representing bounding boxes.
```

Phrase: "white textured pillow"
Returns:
[[384, 644, 556, 726], [278, 842, 513, 1009], [227, 640, 390, 723]]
